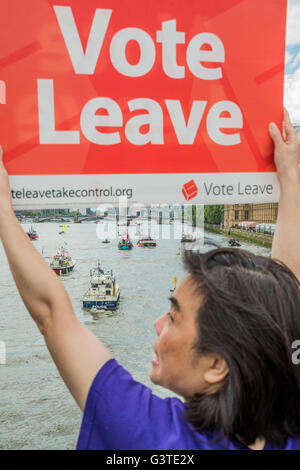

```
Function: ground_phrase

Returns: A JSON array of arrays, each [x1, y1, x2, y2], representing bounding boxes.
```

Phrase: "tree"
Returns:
[[204, 205, 224, 224]]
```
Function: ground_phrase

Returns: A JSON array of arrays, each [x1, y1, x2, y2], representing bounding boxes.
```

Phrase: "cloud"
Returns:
[[286, 3, 300, 46], [285, 51, 300, 73], [285, 51, 293, 64], [284, 67, 300, 123], [291, 51, 300, 69], [284, 1, 300, 122]]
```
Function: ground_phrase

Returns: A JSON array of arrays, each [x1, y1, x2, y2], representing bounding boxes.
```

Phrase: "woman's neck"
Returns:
[[247, 437, 266, 450], [236, 435, 266, 450]]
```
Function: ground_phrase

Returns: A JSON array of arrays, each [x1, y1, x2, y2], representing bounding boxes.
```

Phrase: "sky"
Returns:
[[284, 0, 300, 123]]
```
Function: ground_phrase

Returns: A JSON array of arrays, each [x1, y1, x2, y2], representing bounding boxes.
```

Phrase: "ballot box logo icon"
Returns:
[[182, 180, 198, 201]]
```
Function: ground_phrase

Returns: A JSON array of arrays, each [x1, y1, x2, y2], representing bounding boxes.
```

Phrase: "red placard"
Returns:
[[0, 0, 287, 206]]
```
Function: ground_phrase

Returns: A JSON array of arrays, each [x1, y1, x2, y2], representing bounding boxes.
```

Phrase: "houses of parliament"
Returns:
[[223, 203, 278, 228]]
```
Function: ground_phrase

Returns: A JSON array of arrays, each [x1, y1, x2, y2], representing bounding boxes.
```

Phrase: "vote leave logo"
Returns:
[[0, 0, 286, 176], [182, 180, 198, 201]]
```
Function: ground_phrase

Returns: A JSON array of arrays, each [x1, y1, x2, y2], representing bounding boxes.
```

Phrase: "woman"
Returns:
[[0, 110, 299, 450]]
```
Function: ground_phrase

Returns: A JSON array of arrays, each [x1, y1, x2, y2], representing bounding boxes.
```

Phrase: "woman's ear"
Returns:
[[203, 355, 229, 385]]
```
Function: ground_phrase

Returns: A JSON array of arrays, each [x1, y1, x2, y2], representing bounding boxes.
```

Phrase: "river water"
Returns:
[[0, 222, 270, 449]]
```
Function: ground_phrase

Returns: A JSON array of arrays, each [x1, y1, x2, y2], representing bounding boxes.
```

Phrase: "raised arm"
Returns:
[[270, 109, 300, 280], [0, 148, 112, 410]]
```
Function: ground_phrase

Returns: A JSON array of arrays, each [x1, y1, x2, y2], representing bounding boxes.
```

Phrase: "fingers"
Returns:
[[284, 107, 292, 126], [269, 109, 297, 147], [269, 122, 283, 147], [283, 108, 296, 143]]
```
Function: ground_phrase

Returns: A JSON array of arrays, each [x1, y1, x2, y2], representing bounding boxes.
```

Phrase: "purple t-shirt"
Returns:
[[76, 358, 300, 450]]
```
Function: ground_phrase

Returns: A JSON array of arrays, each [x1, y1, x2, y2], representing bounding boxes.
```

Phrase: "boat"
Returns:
[[137, 236, 157, 247], [228, 238, 241, 247], [118, 232, 133, 250], [82, 262, 120, 310], [102, 239, 110, 244], [181, 233, 193, 243], [26, 226, 39, 240], [59, 223, 68, 235], [50, 245, 76, 275]]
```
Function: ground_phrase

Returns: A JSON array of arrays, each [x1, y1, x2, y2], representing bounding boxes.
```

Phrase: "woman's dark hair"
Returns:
[[183, 246, 300, 448]]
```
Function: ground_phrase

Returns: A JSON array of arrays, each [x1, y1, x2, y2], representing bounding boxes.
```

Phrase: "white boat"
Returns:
[[82, 262, 120, 310]]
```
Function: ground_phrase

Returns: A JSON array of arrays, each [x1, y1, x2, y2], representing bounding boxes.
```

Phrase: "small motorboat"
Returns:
[[59, 224, 68, 235], [228, 238, 241, 247], [181, 233, 193, 243], [118, 233, 133, 250], [102, 239, 110, 244], [26, 226, 38, 240], [137, 236, 157, 247]]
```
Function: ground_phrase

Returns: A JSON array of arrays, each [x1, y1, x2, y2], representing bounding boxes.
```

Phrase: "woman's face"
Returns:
[[150, 275, 218, 398]]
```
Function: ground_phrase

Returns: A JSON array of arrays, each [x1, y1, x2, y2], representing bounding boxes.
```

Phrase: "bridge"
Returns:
[[34, 216, 74, 223], [73, 215, 104, 223], [33, 214, 140, 224], [33, 215, 105, 223]]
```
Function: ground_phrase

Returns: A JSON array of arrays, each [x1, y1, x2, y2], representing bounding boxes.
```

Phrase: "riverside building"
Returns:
[[223, 203, 278, 229]]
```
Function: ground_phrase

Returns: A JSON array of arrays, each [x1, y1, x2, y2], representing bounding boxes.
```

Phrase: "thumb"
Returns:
[[269, 122, 283, 147], [0, 145, 3, 160]]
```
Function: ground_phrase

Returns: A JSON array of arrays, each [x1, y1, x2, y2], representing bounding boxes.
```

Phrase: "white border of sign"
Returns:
[[9, 173, 280, 209]]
